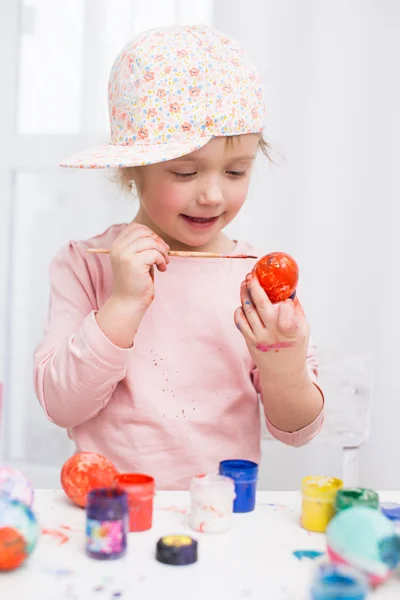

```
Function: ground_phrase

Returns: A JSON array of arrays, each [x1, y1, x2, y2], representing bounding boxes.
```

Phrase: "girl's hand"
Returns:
[[109, 222, 170, 310], [234, 272, 309, 376]]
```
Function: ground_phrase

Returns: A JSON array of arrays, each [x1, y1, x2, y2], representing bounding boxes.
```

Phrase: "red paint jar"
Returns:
[[112, 474, 155, 532]]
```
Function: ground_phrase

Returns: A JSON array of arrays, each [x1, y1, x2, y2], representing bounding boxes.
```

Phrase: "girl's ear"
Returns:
[[115, 166, 141, 196]]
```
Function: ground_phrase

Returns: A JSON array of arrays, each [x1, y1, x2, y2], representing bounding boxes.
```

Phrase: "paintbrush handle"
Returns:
[[167, 251, 257, 259], [86, 248, 257, 259]]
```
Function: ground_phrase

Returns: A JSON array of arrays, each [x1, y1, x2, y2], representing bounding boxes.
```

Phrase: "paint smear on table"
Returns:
[[41, 567, 74, 577], [156, 505, 187, 514], [41, 528, 69, 545], [59, 524, 78, 532], [257, 502, 292, 511], [293, 550, 324, 560], [37, 572, 127, 599]]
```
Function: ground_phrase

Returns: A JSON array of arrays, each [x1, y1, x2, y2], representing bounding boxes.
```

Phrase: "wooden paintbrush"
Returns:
[[86, 248, 257, 259]]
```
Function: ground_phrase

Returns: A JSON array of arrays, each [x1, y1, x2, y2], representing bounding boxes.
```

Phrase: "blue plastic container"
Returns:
[[218, 459, 258, 513], [86, 488, 128, 560], [310, 564, 368, 600], [381, 502, 400, 521]]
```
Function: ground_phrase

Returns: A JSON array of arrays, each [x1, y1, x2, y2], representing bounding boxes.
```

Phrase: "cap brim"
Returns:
[[60, 136, 213, 169]]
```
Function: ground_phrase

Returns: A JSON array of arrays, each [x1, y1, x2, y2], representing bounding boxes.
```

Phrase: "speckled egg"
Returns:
[[253, 252, 299, 303], [0, 466, 34, 507], [0, 496, 40, 571], [327, 506, 400, 586], [61, 452, 119, 508]]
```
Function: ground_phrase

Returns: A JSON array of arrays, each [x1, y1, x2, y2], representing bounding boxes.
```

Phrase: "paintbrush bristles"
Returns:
[[86, 248, 257, 259]]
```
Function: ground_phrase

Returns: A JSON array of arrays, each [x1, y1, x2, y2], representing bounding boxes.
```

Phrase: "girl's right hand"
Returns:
[[109, 223, 170, 310]]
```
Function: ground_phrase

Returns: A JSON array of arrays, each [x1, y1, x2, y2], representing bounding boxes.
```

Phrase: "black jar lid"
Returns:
[[156, 535, 198, 566]]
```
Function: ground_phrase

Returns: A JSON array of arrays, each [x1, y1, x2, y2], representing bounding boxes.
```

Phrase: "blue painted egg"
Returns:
[[0, 466, 34, 507], [327, 506, 400, 586], [311, 563, 369, 600], [0, 495, 40, 569]]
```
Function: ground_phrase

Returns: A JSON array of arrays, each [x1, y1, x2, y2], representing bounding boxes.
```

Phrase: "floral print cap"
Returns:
[[60, 24, 265, 169]]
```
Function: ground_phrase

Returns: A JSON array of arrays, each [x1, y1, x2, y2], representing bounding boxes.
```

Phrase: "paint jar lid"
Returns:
[[310, 564, 369, 599], [219, 460, 258, 482], [381, 502, 400, 521], [302, 476, 343, 500], [86, 488, 128, 521], [156, 535, 198, 566], [335, 488, 379, 512], [113, 473, 155, 501]]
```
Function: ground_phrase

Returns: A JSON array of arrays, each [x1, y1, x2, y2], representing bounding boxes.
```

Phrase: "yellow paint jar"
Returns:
[[301, 476, 343, 533]]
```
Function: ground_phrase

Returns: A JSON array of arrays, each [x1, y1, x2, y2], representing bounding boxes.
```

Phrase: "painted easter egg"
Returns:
[[0, 466, 34, 507], [0, 496, 40, 571], [0, 528, 27, 570], [61, 452, 119, 508], [310, 563, 369, 600], [327, 506, 400, 586], [253, 252, 299, 304]]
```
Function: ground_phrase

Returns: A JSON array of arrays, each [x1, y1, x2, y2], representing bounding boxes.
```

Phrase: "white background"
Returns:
[[0, 0, 399, 490]]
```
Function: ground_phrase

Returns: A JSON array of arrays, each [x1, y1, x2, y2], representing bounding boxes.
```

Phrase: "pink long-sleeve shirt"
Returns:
[[34, 224, 324, 489]]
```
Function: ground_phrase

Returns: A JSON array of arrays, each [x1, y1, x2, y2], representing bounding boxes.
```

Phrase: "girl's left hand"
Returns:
[[234, 272, 309, 375]]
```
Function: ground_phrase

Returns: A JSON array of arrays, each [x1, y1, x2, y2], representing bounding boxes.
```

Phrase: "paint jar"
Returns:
[[335, 488, 379, 514], [219, 459, 258, 513], [85, 488, 128, 560], [301, 476, 343, 533], [189, 474, 236, 533], [310, 564, 369, 600], [381, 503, 400, 533], [156, 535, 198, 565], [112, 473, 155, 532]]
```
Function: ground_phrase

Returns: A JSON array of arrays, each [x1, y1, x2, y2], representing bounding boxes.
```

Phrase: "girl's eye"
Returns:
[[226, 170, 247, 177], [174, 172, 197, 179]]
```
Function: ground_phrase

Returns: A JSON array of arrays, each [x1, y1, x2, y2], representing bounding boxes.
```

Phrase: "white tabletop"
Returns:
[[2, 490, 400, 599]]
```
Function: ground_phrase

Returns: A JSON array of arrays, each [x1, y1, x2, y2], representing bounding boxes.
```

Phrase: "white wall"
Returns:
[[216, 0, 400, 489]]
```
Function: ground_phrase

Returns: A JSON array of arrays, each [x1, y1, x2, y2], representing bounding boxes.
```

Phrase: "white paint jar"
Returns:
[[189, 474, 236, 533]]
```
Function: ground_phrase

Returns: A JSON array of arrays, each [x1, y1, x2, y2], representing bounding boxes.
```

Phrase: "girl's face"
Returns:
[[133, 134, 259, 250]]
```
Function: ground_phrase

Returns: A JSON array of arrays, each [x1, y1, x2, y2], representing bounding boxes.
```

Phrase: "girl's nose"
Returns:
[[197, 182, 224, 206]]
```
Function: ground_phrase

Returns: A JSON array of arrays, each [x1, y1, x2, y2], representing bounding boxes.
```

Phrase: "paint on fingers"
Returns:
[[255, 341, 296, 353]]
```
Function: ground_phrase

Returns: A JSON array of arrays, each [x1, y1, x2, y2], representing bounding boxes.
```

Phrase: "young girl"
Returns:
[[34, 24, 324, 489]]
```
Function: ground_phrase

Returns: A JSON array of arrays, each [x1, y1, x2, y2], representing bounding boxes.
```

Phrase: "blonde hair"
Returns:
[[116, 132, 272, 193]]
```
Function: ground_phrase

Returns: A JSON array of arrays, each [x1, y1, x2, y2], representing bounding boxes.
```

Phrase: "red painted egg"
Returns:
[[61, 452, 119, 508], [253, 252, 299, 303], [0, 527, 27, 571]]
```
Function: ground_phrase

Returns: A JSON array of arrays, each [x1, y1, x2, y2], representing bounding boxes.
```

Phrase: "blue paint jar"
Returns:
[[86, 488, 128, 560], [381, 502, 400, 521], [381, 503, 400, 536], [218, 459, 258, 513], [311, 564, 369, 600]]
